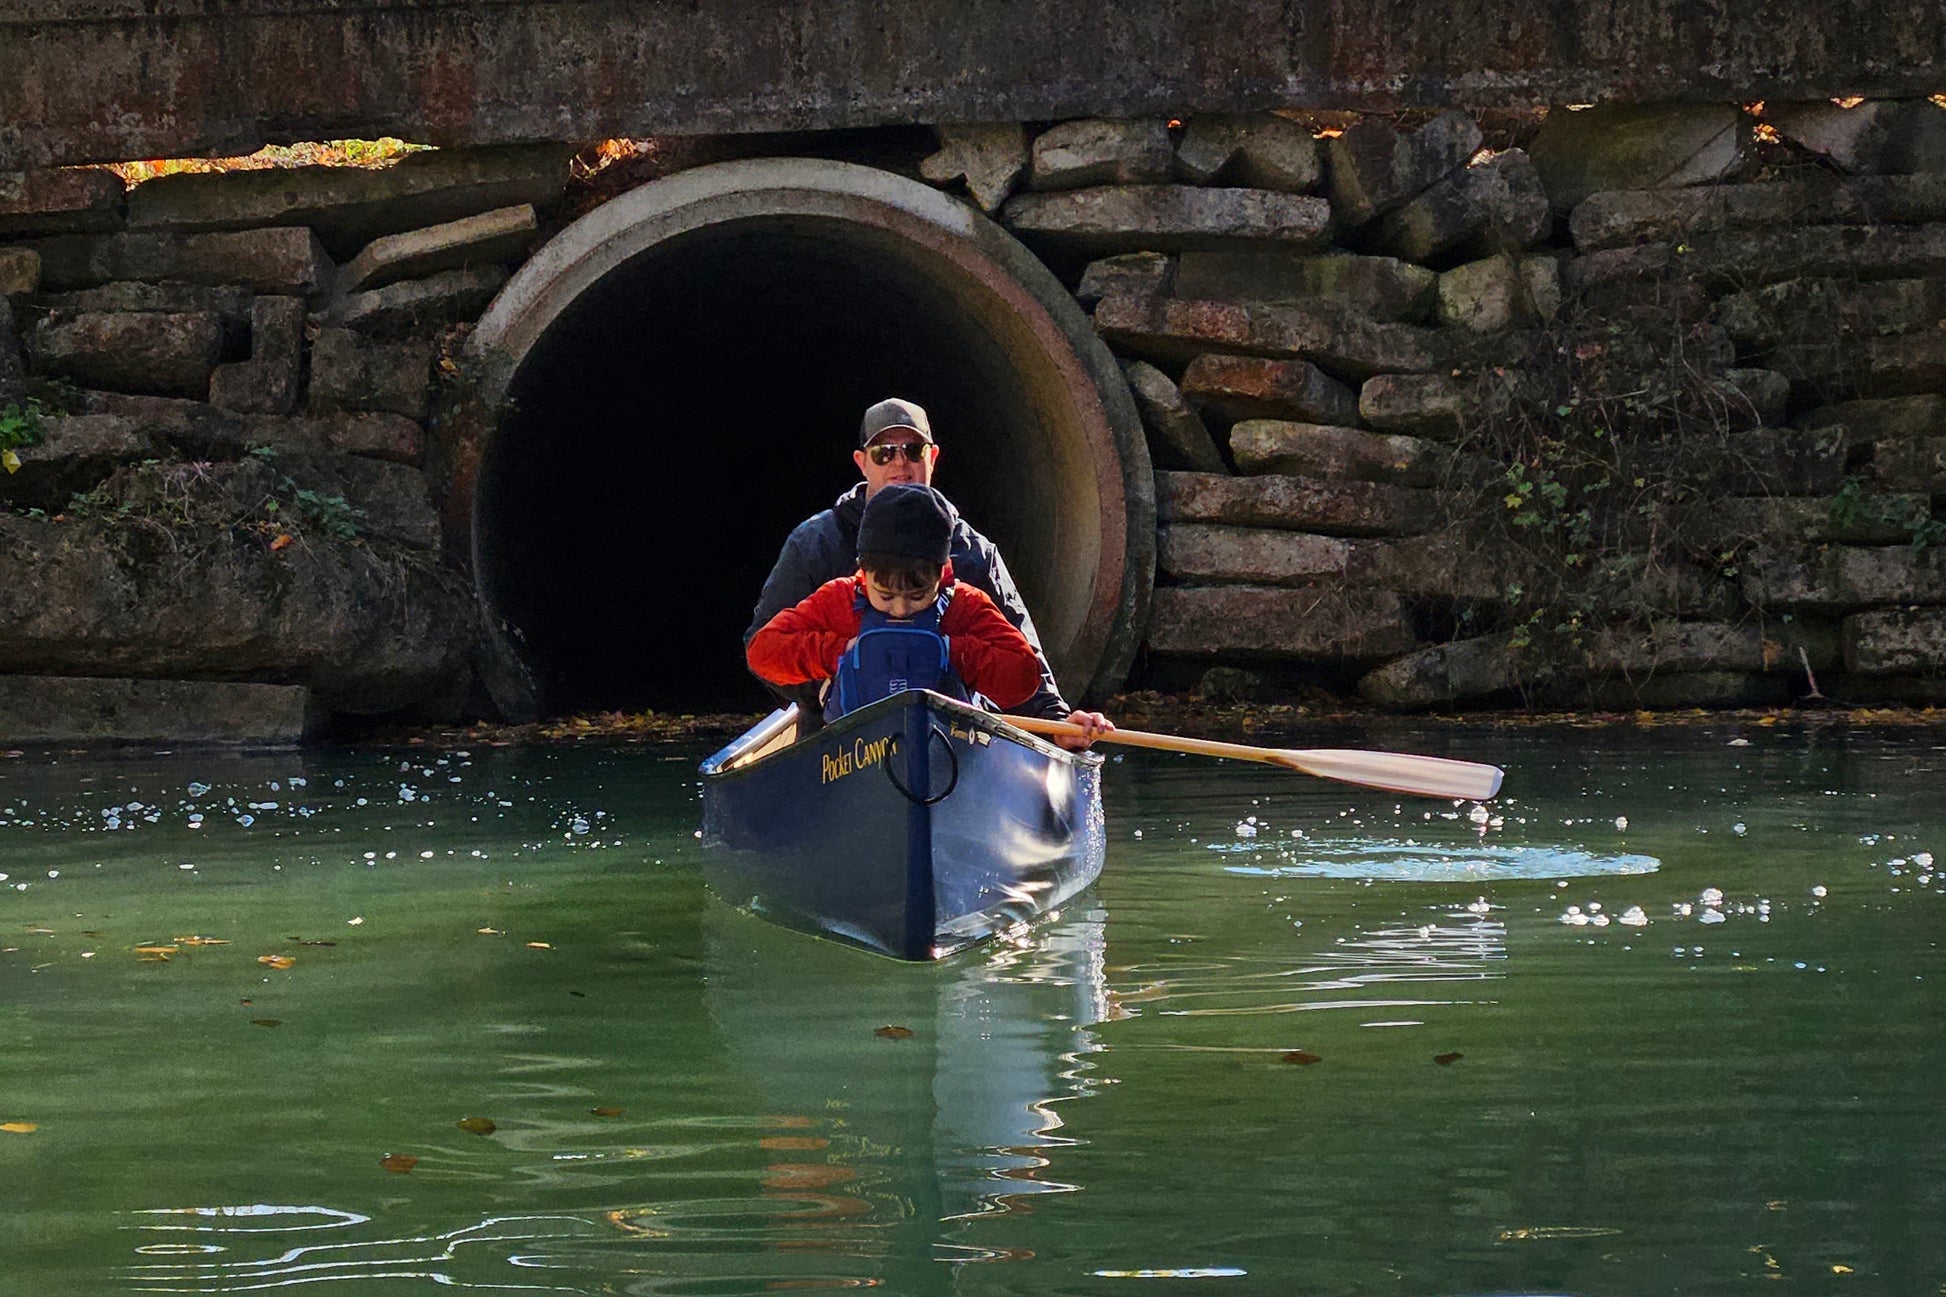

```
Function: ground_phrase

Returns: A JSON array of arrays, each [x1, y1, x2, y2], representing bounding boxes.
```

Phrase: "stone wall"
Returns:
[[3, 97, 1945, 739], [0, 146, 577, 738], [979, 100, 1946, 710]]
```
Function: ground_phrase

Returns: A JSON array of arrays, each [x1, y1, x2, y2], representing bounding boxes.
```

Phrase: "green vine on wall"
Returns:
[[1451, 291, 1775, 684], [1831, 476, 1946, 552], [0, 399, 47, 474]]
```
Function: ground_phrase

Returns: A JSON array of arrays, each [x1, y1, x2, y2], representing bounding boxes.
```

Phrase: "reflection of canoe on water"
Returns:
[[700, 900, 1110, 1241], [698, 691, 1107, 960]]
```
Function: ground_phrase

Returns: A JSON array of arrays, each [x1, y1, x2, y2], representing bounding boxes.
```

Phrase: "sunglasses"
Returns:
[[864, 441, 932, 466]]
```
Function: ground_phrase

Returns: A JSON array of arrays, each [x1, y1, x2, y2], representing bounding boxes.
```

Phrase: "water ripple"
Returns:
[[125, 1205, 601, 1292], [1107, 915, 1508, 1021]]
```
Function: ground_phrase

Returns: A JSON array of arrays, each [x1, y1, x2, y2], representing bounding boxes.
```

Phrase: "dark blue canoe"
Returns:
[[698, 690, 1107, 960]]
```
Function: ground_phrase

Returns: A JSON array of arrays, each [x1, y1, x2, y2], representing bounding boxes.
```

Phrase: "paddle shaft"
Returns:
[[1004, 716, 1503, 801]]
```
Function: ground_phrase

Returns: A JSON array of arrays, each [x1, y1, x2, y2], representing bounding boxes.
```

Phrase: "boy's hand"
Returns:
[[1054, 709, 1114, 751]]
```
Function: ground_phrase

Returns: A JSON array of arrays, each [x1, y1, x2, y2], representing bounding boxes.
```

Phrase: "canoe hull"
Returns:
[[698, 692, 1106, 959]]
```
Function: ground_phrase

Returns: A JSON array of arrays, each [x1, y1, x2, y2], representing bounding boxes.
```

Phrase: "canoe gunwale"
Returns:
[[699, 693, 1104, 787]]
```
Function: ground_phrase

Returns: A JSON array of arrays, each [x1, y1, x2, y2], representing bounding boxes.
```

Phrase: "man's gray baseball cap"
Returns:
[[859, 397, 934, 447]]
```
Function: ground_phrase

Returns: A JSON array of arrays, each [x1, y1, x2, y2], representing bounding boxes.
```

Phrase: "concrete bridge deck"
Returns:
[[5, 1, 1944, 169]]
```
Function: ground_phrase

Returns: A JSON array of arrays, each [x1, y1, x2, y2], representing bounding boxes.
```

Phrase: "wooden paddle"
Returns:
[[1003, 716, 1504, 801]]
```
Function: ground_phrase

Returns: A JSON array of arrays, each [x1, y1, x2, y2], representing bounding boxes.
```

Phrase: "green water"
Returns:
[[2, 723, 1942, 1296]]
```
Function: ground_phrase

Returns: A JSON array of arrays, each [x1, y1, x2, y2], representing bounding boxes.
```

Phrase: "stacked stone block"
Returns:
[[932, 100, 1946, 709], [1553, 104, 1946, 709], [961, 109, 1552, 701], [6, 98, 1946, 736], [0, 145, 569, 737]]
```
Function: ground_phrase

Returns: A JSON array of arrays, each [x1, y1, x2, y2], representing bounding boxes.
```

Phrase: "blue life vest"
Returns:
[[825, 588, 968, 720]]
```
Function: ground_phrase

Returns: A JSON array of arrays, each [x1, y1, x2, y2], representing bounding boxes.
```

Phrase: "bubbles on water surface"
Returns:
[[1093, 1267, 1249, 1279], [1216, 840, 1660, 883]]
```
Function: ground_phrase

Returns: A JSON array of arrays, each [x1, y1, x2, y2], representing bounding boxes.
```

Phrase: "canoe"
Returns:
[[698, 690, 1107, 960]]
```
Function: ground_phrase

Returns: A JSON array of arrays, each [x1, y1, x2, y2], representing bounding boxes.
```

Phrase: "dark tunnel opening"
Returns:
[[480, 216, 1094, 716]]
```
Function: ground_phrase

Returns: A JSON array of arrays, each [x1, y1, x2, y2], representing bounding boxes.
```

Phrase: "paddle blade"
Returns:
[[1275, 748, 1504, 801]]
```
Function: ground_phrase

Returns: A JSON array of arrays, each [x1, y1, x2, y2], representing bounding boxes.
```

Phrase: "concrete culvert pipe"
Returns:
[[464, 158, 1154, 720]]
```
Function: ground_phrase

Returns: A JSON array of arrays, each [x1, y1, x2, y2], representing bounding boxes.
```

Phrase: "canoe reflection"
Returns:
[[700, 901, 1110, 1227]]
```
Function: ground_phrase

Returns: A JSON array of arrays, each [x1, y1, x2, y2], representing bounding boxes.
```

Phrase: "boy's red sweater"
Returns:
[[746, 568, 1043, 710]]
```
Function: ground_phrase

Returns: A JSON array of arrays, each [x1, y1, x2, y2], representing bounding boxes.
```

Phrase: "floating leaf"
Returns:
[[590, 1106, 624, 1118], [25, 926, 54, 935], [250, 1018, 282, 1028], [257, 954, 296, 970], [456, 1117, 496, 1135], [2, 1121, 36, 1134], [1280, 1050, 1323, 1066], [525, 941, 552, 950], [174, 935, 230, 946], [605, 1207, 668, 1238], [1434, 1052, 1464, 1066], [136, 945, 178, 961], [874, 1025, 914, 1040], [380, 1153, 418, 1174], [761, 1135, 829, 1152], [478, 927, 502, 935]]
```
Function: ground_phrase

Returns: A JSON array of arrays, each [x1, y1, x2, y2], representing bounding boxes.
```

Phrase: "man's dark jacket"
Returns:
[[744, 483, 1071, 720]]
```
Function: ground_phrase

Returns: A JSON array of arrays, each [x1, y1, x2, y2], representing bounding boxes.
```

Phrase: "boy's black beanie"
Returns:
[[856, 484, 953, 566]]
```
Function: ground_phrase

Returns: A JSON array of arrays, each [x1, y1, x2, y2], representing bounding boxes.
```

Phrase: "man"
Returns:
[[744, 396, 1112, 744]]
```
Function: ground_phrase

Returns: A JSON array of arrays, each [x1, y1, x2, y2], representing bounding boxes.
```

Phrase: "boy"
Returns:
[[746, 483, 1044, 719]]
